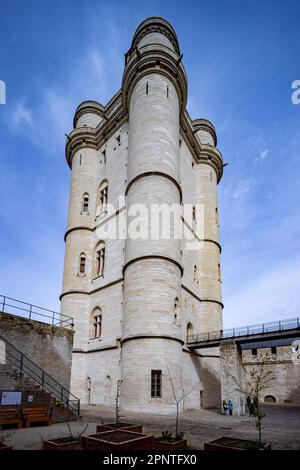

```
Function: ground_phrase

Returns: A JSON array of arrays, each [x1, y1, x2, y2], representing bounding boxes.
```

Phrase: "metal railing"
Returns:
[[0, 333, 80, 416], [187, 316, 300, 345], [0, 294, 74, 329]]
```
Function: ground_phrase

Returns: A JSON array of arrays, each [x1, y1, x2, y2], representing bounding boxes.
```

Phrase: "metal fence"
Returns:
[[187, 316, 300, 345], [0, 294, 74, 329], [0, 333, 80, 416]]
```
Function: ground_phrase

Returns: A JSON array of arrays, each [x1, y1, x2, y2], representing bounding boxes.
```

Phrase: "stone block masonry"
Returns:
[[62, 17, 224, 413], [0, 311, 73, 391]]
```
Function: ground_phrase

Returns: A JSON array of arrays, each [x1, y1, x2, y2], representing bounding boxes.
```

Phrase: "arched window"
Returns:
[[96, 180, 108, 216], [82, 193, 89, 213], [95, 241, 105, 277], [187, 322, 194, 338], [91, 307, 102, 339], [79, 252, 86, 274]]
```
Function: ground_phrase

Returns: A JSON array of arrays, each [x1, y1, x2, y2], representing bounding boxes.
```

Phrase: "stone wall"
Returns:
[[220, 341, 245, 416], [0, 312, 73, 391], [220, 342, 300, 415], [242, 346, 300, 404]]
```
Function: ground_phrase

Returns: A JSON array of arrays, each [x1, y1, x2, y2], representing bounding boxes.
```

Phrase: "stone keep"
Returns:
[[61, 17, 224, 413]]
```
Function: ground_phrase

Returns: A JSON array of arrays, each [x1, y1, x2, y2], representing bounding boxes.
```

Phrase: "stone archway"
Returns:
[[264, 395, 276, 403], [104, 375, 112, 405]]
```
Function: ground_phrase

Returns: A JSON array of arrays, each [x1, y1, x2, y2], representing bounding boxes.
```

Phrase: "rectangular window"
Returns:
[[271, 346, 277, 354], [252, 348, 257, 356], [151, 370, 162, 398]]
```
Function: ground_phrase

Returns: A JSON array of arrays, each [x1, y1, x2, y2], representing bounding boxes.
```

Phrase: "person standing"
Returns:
[[222, 400, 228, 415], [228, 399, 233, 416], [246, 395, 252, 416]]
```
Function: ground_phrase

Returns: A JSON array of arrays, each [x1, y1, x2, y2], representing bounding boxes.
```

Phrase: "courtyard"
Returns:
[[1, 404, 300, 450]]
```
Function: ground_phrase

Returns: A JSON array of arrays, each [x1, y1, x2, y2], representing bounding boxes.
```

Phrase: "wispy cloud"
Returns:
[[259, 149, 268, 161], [7, 24, 125, 156], [11, 101, 33, 129], [1, 2, 300, 328], [223, 256, 300, 328], [230, 178, 255, 200]]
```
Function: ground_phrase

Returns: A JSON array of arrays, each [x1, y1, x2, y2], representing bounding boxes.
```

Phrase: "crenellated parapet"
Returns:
[[193, 118, 217, 146], [65, 91, 127, 168], [128, 17, 181, 56], [122, 18, 187, 114], [196, 144, 224, 183], [73, 101, 105, 128]]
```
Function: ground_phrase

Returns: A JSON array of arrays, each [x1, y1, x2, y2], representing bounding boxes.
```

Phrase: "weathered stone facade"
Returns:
[[220, 342, 300, 415], [242, 346, 300, 405], [61, 17, 224, 413], [0, 312, 73, 391]]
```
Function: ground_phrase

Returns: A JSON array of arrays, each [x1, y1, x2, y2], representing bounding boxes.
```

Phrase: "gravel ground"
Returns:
[[1, 404, 299, 450]]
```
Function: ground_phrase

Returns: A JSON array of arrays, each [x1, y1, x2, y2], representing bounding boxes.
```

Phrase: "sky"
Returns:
[[0, 0, 299, 328]]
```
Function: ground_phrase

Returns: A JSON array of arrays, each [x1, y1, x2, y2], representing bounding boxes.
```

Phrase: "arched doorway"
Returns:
[[264, 395, 276, 403]]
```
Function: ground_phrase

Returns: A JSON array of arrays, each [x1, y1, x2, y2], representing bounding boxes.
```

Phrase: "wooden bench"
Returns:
[[0, 408, 22, 429], [22, 407, 52, 428]]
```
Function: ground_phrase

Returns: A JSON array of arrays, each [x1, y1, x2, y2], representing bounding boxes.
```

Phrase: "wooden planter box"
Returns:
[[96, 423, 143, 434], [43, 438, 81, 450], [0, 443, 13, 451], [204, 437, 271, 451], [81, 430, 153, 451], [153, 437, 187, 450]]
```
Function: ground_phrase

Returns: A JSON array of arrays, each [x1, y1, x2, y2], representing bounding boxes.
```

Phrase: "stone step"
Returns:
[[0, 363, 42, 391], [0, 362, 77, 423]]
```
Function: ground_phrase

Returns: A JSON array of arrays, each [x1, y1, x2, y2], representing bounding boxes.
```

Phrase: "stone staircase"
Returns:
[[0, 362, 78, 423], [0, 363, 42, 391], [0, 332, 80, 415]]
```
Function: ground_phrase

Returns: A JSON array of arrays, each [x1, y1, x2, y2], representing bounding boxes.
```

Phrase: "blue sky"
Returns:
[[0, 0, 299, 328]]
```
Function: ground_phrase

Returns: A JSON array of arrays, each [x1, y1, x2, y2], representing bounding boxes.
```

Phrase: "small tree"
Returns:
[[234, 354, 275, 444], [166, 364, 200, 438]]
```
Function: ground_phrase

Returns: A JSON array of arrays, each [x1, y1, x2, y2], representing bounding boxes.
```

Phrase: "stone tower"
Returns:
[[61, 17, 223, 413]]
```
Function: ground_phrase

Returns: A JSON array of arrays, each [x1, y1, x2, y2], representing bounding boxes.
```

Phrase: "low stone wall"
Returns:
[[0, 311, 74, 391]]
